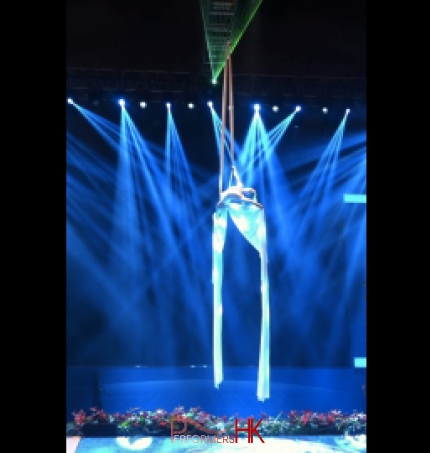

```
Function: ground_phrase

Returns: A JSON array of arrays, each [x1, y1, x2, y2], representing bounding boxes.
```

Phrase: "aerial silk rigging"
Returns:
[[212, 42, 270, 401]]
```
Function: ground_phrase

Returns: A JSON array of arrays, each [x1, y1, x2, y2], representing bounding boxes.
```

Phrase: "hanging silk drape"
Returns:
[[212, 204, 270, 401]]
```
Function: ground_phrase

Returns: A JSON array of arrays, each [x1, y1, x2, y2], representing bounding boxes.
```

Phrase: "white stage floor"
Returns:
[[67, 434, 367, 452]]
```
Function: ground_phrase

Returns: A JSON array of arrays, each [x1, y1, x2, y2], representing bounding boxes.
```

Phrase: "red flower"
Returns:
[[301, 411, 312, 425], [72, 410, 86, 425]]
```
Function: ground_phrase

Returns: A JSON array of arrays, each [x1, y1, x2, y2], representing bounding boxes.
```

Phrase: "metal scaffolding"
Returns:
[[66, 67, 366, 106]]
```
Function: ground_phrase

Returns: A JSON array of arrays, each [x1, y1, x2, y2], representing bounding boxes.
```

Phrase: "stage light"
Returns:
[[166, 102, 171, 109], [207, 101, 213, 108], [344, 194, 366, 203], [118, 98, 125, 107], [346, 108, 350, 115], [67, 98, 74, 105], [354, 357, 366, 368], [322, 107, 328, 114], [272, 105, 279, 112], [117, 437, 152, 449], [295, 105, 301, 112], [254, 104, 260, 112], [188, 102, 194, 109], [211, 78, 217, 85], [139, 101, 147, 108]]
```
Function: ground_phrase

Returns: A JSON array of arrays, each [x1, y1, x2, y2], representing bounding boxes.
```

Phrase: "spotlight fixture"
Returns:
[[254, 103, 260, 112], [295, 105, 301, 112], [345, 108, 350, 115], [272, 105, 279, 112], [211, 78, 217, 85], [67, 98, 74, 105], [118, 98, 125, 107], [139, 101, 147, 108], [166, 102, 171, 109], [322, 107, 328, 114], [188, 102, 194, 109], [207, 101, 213, 108]]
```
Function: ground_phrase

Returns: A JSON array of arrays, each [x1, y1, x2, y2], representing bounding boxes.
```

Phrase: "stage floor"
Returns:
[[67, 367, 366, 451], [67, 434, 366, 452]]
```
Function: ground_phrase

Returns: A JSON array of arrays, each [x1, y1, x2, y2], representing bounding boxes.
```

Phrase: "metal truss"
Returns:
[[66, 67, 366, 104]]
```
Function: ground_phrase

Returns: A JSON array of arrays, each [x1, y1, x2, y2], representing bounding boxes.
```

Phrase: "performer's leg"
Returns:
[[251, 200, 263, 209]]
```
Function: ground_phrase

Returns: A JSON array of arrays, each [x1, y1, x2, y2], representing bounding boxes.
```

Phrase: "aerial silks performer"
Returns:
[[212, 42, 270, 402]]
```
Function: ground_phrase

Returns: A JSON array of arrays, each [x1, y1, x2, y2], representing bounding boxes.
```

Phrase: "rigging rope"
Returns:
[[218, 41, 235, 198], [212, 41, 270, 402]]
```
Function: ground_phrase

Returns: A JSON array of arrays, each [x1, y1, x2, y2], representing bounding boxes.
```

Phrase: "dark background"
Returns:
[[66, 0, 366, 77]]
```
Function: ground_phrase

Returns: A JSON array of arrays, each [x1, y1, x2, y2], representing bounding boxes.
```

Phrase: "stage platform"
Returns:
[[66, 366, 366, 452], [67, 434, 366, 452]]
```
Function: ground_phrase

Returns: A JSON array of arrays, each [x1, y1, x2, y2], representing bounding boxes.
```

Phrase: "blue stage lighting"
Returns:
[[295, 105, 301, 112], [254, 103, 260, 111], [67, 98, 74, 105], [118, 99, 125, 107], [207, 101, 213, 108]]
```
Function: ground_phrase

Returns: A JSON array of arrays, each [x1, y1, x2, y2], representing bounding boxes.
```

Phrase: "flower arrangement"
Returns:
[[66, 406, 366, 437]]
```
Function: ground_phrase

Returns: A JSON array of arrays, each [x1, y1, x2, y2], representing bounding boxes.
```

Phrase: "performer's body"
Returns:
[[216, 166, 263, 210]]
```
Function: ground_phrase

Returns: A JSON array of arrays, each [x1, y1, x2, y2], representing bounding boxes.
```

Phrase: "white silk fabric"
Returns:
[[212, 203, 270, 401]]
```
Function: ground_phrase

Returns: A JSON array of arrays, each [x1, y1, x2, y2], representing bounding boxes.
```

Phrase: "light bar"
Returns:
[[354, 357, 366, 368], [343, 194, 366, 204]]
